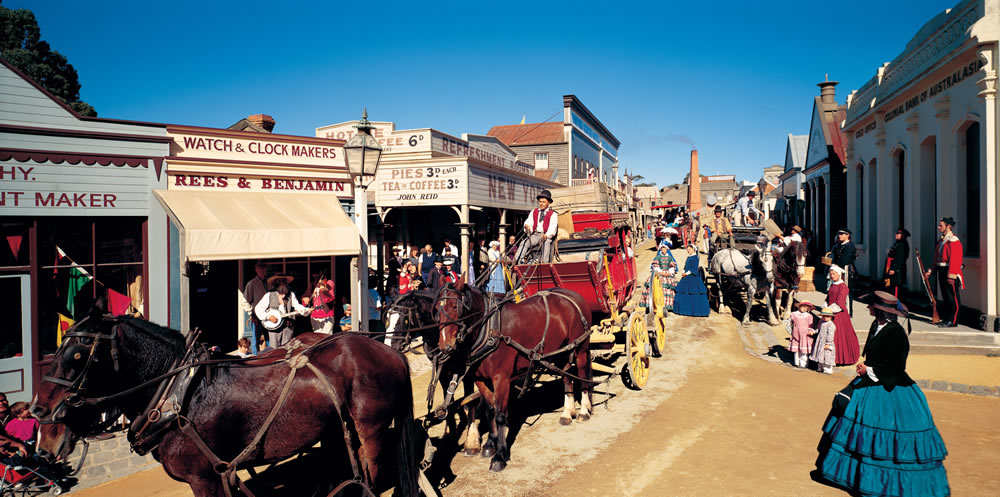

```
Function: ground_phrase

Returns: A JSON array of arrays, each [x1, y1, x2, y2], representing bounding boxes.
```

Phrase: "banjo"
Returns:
[[260, 307, 314, 331]]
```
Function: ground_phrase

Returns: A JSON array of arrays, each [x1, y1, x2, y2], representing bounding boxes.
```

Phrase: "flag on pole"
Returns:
[[520, 115, 525, 125], [67, 266, 92, 317], [58, 313, 75, 346]]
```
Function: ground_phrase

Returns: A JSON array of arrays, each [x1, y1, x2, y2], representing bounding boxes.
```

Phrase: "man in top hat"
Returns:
[[829, 228, 858, 315], [516, 189, 559, 263], [735, 190, 762, 226], [926, 217, 964, 327]]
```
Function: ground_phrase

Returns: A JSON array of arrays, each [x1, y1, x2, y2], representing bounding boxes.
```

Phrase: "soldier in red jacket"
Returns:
[[925, 217, 964, 327]]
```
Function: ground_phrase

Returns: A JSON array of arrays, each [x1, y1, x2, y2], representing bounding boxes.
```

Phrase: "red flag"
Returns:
[[108, 288, 132, 316], [5, 236, 21, 258]]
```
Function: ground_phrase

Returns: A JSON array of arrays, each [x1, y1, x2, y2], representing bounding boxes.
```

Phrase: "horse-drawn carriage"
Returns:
[[512, 211, 659, 389]]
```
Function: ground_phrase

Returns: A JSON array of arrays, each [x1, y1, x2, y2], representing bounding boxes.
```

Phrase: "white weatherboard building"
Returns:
[[843, 0, 1000, 328]]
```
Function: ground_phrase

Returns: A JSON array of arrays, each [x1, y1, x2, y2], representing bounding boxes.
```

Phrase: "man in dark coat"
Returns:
[[830, 229, 857, 315], [882, 228, 910, 298]]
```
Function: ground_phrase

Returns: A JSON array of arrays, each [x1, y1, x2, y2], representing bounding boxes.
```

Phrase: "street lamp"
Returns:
[[343, 109, 383, 332]]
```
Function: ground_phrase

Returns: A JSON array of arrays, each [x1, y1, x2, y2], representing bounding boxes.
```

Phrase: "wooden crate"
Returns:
[[799, 266, 816, 292]]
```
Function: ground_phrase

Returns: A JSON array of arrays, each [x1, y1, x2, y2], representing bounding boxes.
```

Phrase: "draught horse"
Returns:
[[710, 239, 781, 326], [434, 276, 592, 472], [29, 308, 419, 497]]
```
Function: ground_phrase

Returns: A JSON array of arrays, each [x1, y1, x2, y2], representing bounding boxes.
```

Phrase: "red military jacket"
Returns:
[[933, 233, 964, 289]]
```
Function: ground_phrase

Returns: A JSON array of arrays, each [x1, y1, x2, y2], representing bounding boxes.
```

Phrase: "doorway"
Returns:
[[0, 275, 32, 402]]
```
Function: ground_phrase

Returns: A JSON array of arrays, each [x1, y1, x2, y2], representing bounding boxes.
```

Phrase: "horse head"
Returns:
[[752, 238, 775, 283], [30, 305, 184, 461], [434, 274, 484, 354], [385, 288, 439, 350]]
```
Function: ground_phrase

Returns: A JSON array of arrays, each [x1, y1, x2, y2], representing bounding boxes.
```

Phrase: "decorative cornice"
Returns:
[[977, 45, 997, 101], [0, 148, 150, 168]]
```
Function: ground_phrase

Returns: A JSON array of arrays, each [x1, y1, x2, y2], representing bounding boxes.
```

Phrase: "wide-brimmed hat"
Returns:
[[489, 240, 500, 247], [714, 205, 724, 213], [797, 300, 814, 310], [706, 194, 718, 206], [818, 307, 834, 317], [536, 189, 553, 202], [864, 291, 909, 317], [267, 274, 294, 286], [791, 225, 803, 233]]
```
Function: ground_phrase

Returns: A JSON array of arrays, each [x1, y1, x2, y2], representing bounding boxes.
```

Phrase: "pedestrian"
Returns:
[[486, 240, 506, 295], [825, 265, 860, 366], [387, 248, 402, 289], [787, 301, 816, 368], [368, 275, 383, 336], [640, 240, 677, 312], [407, 246, 420, 269], [442, 238, 459, 261], [308, 279, 336, 333], [477, 239, 490, 282], [339, 304, 353, 332], [828, 229, 857, 314], [233, 337, 252, 358], [419, 244, 437, 285], [506, 234, 518, 259], [926, 217, 963, 327], [882, 227, 911, 298], [242, 261, 269, 355], [810, 307, 836, 374], [254, 283, 309, 348], [672, 244, 710, 317], [425, 256, 446, 290], [814, 291, 950, 496]]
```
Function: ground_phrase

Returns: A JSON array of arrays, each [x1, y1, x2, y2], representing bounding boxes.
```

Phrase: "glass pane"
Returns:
[[0, 220, 30, 268], [98, 264, 144, 317], [0, 278, 23, 359], [38, 266, 95, 355], [38, 218, 93, 267], [96, 218, 144, 263]]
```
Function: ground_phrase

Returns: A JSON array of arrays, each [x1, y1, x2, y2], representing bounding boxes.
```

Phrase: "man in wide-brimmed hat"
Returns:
[[515, 189, 559, 263], [707, 204, 733, 258], [254, 282, 310, 348], [735, 190, 762, 226]]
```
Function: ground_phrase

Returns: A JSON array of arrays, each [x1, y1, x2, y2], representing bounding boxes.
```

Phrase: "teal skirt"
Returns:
[[817, 378, 950, 496]]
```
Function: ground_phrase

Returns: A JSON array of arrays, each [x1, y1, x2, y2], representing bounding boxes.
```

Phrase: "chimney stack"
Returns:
[[247, 114, 275, 133], [687, 149, 701, 211], [818, 78, 838, 106]]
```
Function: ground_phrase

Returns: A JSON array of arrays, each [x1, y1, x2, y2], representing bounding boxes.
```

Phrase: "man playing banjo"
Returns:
[[254, 276, 310, 348], [515, 189, 559, 263]]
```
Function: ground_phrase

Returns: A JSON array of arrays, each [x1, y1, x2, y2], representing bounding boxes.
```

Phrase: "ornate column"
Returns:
[[905, 112, 921, 291], [977, 44, 998, 318], [873, 121, 888, 270]]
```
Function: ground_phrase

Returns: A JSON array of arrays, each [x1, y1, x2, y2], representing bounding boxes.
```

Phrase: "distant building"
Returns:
[[488, 95, 621, 188], [757, 164, 783, 219], [659, 183, 688, 207], [802, 79, 848, 254], [777, 134, 809, 227]]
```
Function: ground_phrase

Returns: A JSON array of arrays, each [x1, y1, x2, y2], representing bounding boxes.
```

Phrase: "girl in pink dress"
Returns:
[[825, 265, 859, 365], [787, 301, 816, 368]]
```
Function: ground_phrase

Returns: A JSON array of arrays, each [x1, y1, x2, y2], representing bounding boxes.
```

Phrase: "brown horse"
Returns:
[[29, 308, 419, 497], [434, 276, 592, 472]]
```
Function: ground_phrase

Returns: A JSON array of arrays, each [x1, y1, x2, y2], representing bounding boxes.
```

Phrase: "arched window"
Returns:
[[867, 158, 878, 269], [855, 164, 864, 244], [893, 149, 905, 230], [962, 122, 981, 256]]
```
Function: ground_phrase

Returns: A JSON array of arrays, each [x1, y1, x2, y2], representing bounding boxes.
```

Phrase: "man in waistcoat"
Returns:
[[515, 189, 559, 263], [254, 282, 309, 348]]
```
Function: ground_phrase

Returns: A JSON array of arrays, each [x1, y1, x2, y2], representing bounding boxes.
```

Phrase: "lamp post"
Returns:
[[343, 109, 383, 332]]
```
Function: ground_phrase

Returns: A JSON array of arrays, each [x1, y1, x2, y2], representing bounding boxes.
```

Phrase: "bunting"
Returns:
[[57, 313, 75, 346], [66, 266, 92, 317], [5, 236, 21, 259], [108, 288, 131, 316]]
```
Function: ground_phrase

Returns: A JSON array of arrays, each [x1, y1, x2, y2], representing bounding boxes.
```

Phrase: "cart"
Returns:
[[513, 212, 658, 389]]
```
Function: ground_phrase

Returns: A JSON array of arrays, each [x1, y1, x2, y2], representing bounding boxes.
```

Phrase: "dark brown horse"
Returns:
[[434, 276, 592, 472], [29, 309, 419, 497]]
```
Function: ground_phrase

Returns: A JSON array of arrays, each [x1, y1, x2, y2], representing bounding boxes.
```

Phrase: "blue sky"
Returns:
[[8, 0, 955, 186]]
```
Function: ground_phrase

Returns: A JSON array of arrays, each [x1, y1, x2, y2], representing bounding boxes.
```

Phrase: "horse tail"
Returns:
[[394, 353, 420, 497]]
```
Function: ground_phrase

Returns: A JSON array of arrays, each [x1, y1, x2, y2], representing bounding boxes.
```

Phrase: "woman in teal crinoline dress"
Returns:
[[815, 291, 949, 497], [640, 239, 677, 311]]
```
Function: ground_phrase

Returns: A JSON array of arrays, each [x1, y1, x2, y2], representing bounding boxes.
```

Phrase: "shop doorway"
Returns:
[[188, 260, 239, 350], [0, 275, 32, 402]]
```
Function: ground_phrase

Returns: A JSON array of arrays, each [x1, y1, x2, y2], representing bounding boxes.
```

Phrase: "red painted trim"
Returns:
[[0, 124, 170, 144], [28, 221, 40, 397], [166, 125, 346, 146], [0, 148, 151, 168], [142, 220, 149, 319], [165, 155, 348, 172]]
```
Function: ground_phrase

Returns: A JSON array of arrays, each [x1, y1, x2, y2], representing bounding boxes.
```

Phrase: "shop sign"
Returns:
[[432, 132, 518, 171], [375, 163, 467, 206], [854, 120, 877, 139], [318, 122, 431, 154], [170, 130, 345, 169], [883, 58, 986, 123], [0, 162, 148, 215], [467, 166, 546, 211], [168, 173, 352, 197]]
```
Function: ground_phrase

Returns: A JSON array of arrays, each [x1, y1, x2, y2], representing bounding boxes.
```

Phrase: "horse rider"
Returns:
[[707, 204, 733, 260], [515, 189, 559, 263], [735, 190, 762, 227], [828, 229, 857, 316]]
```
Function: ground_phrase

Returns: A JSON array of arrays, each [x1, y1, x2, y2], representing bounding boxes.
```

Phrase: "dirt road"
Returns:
[[70, 242, 1000, 496]]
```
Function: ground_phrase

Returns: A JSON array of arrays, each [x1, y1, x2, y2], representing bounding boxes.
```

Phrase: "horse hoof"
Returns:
[[464, 447, 481, 457], [559, 416, 572, 426], [577, 413, 590, 422], [490, 459, 507, 472], [481, 447, 495, 459]]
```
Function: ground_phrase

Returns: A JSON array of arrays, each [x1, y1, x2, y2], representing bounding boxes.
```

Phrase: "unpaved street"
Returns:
[[71, 241, 1000, 496]]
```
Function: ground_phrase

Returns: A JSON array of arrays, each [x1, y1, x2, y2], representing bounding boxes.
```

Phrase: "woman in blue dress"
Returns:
[[815, 291, 949, 497], [672, 244, 710, 317]]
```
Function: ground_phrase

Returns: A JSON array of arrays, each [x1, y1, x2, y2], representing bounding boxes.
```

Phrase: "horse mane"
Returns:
[[117, 316, 186, 357]]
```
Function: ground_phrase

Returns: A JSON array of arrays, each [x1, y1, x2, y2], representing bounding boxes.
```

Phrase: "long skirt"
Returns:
[[486, 264, 506, 294], [673, 274, 710, 317], [816, 378, 950, 497], [640, 273, 676, 311], [833, 311, 860, 365]]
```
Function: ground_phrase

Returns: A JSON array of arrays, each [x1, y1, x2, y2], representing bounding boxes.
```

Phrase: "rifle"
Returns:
[[914, 248, 941, 324]]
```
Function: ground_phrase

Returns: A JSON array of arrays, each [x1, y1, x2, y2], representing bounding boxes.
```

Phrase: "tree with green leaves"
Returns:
[[0, 4, 97, 116]]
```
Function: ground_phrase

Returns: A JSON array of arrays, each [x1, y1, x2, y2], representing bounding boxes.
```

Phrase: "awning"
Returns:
[[154, 190, 359, 261]]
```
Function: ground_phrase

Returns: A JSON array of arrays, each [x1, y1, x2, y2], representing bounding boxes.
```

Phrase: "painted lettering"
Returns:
[[0, 191, 24, 206]]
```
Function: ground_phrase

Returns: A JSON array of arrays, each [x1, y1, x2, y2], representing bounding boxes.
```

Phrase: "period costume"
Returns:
[[735, 192, 761, 226], [883, 229, 910, 298], [486, 241, 506, 294], [815, 292, 950, 497], [516, 190, 559, 263], [788, 303, 816, 368], [932, 221, 963, 327], [254, 289, 308, 348], [242, 271, 268, 354], [829, 230, 858, 315], [672, 252, 710, 316], [640, 242, 677, 311], [810, 309, 837, 374], [826, 266, 860, 365]]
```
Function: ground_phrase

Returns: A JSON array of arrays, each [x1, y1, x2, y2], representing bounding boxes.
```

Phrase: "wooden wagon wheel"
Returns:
[[649, 273, 667, 357], [622, 311, 650, 390]]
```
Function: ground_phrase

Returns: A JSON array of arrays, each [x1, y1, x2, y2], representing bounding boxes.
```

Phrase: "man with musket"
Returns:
[[515, 189, 559, 263], [925, 217, 964, 327], [829, 229, 857, 315]]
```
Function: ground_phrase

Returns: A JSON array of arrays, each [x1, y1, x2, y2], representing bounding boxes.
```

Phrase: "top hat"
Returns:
[[896, 227, 911, 238], [864, 291, 909, 317], [536, 189, 553, 202], [267, 274, 294, 287], [714, 205, 724, 213], [747, 191, 756, 196]]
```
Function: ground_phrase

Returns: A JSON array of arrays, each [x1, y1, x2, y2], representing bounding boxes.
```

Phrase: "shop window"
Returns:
[[0, 220, 30, 268], [0, 277, 23, 359]]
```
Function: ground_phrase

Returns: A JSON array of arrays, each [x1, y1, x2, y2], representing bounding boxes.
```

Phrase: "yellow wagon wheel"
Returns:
[[622, 311, 650, 390], [649, 274, 668, 357]]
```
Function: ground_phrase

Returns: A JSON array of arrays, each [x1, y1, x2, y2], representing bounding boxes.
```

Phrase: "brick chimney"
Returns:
[[247, 114, 275, 133], [818, 77, 839, 119], [687, 149, 702, 210]]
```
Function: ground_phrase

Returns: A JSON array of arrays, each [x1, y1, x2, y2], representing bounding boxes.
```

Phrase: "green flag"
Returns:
[[67, 266, 92, 317]]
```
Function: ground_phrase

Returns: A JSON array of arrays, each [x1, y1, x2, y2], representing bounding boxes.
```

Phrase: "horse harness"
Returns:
[[41, 316, 377, 497]]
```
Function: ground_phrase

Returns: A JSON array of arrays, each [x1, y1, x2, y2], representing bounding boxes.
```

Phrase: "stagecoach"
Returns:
[[512, 211, 664, 389]]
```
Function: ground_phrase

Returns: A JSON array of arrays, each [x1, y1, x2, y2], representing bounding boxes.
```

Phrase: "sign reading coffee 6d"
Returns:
[[376, 163, 467, 206]]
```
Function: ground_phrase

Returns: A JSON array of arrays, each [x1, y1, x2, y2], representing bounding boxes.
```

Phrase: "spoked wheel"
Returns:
[[649, 274, 668, 357], [622, 311, 650, 390]]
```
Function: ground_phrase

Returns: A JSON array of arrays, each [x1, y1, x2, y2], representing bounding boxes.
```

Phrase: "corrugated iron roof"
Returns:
[[487, 122, 565, 146]]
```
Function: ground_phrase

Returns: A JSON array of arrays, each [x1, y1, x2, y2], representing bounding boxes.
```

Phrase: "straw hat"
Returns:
[[797, 300, 814, 310], [818, 307, 834, 317], [267, 274, 294, 287]]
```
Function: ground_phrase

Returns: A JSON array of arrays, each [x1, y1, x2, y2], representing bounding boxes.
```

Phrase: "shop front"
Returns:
[[0, 59, 171, 401], [156, 125, 358, 349]]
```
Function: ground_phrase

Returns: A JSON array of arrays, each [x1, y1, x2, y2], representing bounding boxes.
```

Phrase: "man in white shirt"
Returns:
[[515, 189, 559, 263], [735, 191, 762, 226], [254, 283, 309, 348]]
